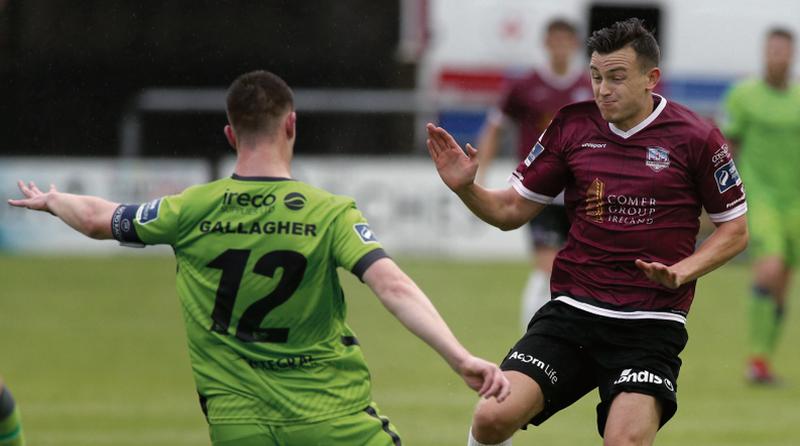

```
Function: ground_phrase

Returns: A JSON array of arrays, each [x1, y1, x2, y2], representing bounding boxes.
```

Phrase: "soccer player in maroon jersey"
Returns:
[[427, 18, 748, 446], [476, 18, 593, 331]]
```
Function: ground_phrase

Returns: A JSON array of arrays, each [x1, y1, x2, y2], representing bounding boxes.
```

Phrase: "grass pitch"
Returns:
[[0, 255, 798, 445]]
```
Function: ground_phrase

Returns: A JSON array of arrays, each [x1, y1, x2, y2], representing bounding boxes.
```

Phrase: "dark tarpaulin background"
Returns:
[[0, 1, 416, 157]]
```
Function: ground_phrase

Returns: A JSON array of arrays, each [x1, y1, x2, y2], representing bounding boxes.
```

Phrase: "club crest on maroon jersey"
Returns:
[[645, 147, 670, 172]]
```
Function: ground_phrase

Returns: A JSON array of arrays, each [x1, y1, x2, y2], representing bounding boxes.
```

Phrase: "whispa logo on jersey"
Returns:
[[283, 192, 306, 211], [714, 160, 742, 193], [645, 147, 670, 172], [524, 142, 545, 167]]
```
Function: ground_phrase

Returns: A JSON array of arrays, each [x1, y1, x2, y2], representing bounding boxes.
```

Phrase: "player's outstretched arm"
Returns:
[[8, 180, 119, 239], [426, 123, 544, 231], [363, 257, 510, 402], [636, 214, 748, 288]]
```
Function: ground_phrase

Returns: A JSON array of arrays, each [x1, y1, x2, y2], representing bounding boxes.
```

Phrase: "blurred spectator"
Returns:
[[722, 27, 800, 385], [475, 18, 592, 330]]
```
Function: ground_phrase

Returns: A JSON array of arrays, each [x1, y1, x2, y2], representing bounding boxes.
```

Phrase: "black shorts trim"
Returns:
[[554, 295, 687, 324], [364, 405, 402, 446]]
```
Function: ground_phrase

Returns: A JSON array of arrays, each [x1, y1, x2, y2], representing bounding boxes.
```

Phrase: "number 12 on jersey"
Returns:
[[206, 249, 307, 343]]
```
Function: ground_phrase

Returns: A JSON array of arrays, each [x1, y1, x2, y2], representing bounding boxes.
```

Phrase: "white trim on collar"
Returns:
[[608, 94, 667, 139]]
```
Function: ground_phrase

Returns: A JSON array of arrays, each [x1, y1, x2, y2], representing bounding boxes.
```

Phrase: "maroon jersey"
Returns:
[[498, 67, 593, 160], [509, 94, 747, 322]]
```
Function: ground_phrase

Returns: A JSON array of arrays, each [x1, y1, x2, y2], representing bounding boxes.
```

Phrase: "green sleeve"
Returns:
[[133, 195, 182, 245], [330, 204, 388, 279], [722, 84, 748, 140]]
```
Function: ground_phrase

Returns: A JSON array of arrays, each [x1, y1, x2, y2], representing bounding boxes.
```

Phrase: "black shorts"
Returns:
[[527, 205, 570, 249], [500, 300, 688, 437]]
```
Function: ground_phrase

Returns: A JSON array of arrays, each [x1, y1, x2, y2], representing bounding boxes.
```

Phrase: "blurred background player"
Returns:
[[723, 27, 800, 384], [475, 18, 592, 329], [0, 378, 24, 446], [8, 70, 509, 446]]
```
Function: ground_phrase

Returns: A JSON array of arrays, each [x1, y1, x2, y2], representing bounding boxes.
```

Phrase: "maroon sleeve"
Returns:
[[508, 113, 570, 203], [498, 79, 523, 121], [694, 128, 747, 222]]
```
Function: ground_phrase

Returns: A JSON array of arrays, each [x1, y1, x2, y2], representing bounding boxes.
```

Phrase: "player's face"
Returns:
[[546, 29, 579, 68], [765, 35, 793, 81], [590, 46, 659, 130]]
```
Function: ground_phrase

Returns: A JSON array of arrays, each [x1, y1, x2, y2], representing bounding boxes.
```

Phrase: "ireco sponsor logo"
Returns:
[[714, 160, 742, 193]]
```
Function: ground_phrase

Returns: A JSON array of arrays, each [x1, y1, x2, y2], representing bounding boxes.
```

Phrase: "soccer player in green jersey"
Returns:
[[8, 70, 510, 445], [723, 28, 800, 384], [0, 378, 25, 446]]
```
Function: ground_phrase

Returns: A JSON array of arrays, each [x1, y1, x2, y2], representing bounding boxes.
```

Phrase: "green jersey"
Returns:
[[723, 79, 800, 205], [111, 174, 388, 425]]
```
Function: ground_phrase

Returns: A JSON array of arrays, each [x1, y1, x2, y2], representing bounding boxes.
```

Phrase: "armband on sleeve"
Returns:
[[111, 204, 145, 248]]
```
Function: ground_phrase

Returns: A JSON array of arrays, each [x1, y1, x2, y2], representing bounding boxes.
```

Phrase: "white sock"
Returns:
[[468, 428, 513, 446], [520, 270, 550, 330]]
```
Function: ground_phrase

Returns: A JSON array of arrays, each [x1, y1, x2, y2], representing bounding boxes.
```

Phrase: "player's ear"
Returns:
[[224, 125, 237, 150], [285, 112, 296, 141], [645, 66, 661, 92]]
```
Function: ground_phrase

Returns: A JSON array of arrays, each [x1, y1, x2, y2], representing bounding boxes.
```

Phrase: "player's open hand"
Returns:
[[7, 180, 56, 213], [456, 355, 511, 402], [635, 259, 682, 289], [426, 123, 479, 193]]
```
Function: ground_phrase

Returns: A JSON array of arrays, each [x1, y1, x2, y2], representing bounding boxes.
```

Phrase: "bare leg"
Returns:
[[602, 392, 661, 446], [470, 371, 545, 444]]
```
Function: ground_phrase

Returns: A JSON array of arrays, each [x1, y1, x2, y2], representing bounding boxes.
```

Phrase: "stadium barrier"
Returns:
[[1, 156, 527, 259], [0, 158, 210, 254]]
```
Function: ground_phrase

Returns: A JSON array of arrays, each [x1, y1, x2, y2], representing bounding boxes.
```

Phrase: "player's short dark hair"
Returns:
[[767, 27, 794, 42], [226, 70, 294, 136], [547, 18, 578, 36], [587, 18, 660, 71]]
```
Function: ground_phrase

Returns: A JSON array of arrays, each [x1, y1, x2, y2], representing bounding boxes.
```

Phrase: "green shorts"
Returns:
[[747, 195, 800, 265], [208, 403, 401, 446]]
